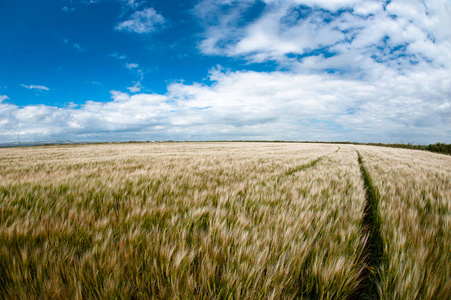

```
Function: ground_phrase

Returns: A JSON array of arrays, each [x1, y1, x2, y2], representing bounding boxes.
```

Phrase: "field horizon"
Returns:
[[2, 139, 450, 155]]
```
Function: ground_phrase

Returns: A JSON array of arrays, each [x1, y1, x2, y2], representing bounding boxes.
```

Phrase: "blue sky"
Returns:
[[1, 0, 450, 143]]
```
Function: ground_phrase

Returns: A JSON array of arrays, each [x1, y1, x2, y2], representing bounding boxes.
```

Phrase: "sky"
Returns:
[[0, 0, 450, 144]]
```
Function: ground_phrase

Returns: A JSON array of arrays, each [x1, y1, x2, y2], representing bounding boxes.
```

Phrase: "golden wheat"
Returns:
[[1, 142, 369, 299]]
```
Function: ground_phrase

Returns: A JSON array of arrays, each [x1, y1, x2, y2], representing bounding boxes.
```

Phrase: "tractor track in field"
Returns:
[[350, 151, 384, 300], [283, 156, 324, 177], [282, 146, 340, 178]]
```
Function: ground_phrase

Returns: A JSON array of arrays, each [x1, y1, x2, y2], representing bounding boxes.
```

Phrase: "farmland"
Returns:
[[0, 142, 450, 299]]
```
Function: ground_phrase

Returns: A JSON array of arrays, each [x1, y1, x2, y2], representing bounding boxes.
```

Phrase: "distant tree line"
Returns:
[[425, 143, 451, 155], [365, 142, 451, 155]]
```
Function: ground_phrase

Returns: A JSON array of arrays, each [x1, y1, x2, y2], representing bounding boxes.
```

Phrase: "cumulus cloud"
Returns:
[[1, 67, 449, 143], [195, 0, 451, 76], [0, 95, 9, 102], [115, 8, 164, 33], [20, 84, 50, 91]]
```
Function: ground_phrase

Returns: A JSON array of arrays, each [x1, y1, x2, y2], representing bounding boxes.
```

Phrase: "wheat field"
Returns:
[[0, 142, 449, 299], [357, 146, 451, 299]]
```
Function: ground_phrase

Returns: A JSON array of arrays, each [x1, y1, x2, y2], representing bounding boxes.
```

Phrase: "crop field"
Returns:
[[357, 146, 451, 298], [0, 142, 450, 299]]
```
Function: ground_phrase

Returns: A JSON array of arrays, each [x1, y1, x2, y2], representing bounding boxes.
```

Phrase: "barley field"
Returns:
[[0, 142, 449, 299]]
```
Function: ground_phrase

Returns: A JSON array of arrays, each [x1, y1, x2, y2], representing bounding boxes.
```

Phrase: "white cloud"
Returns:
[[0, 95, 9, 102], [125, 63, 139, 69], [20, 84, 50, 91], [111, 52, 127, 60], [127, 81, 143, 93], [123, 0, 142, 9], [195, 0, 451, 76], [115, 8, 164, 33], [124, 63, 144, 91], [1, 67, 449, 143]]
